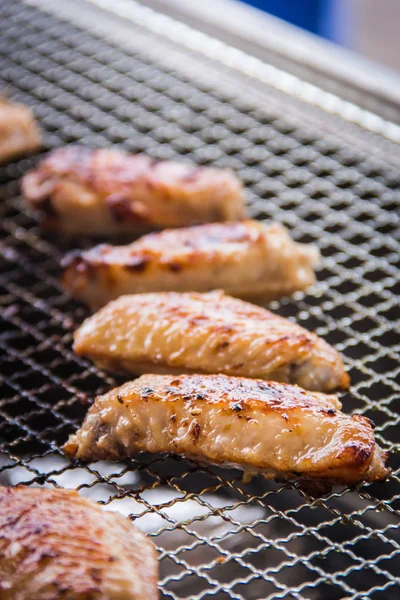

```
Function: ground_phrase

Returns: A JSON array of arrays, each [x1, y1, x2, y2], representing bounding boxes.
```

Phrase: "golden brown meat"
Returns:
[[21, 146, 244, 235], [62, 220, 320, 309], [64, 374, 389, 491], [0, 97, 40, 163], [73, 290, 349, 392], [0, 486, 158, 600]]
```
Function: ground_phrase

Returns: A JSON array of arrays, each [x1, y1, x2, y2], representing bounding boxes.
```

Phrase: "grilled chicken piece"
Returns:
[[0, 97, 40, 163], [0, 486, 158, 600], [64, 374, 389, 491], [21, 146, 244, 235], [74, 290, 349, 392], [62, 220, 320, 309]]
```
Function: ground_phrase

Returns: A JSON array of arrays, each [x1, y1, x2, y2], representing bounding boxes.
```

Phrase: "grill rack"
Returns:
[[0, 1, 400, 598]]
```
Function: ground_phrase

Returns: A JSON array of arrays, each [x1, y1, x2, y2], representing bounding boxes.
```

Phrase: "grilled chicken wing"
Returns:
[[21, 146, 244, 235], [0, 97, 40, 163], [73, 290, 349, 392], [0, 486, 158, 600], [62, 220, 320, 309], [64, 374, 389, 491]]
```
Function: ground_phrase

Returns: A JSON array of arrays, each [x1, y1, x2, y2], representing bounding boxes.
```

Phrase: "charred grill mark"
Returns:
[[62, 245, 112, 278], [167, 262, 183, 272], [191, 422, 201, 440], [257, 382, 271, 391], [140, 386, 154, 398], [215, 340, 230, 352], [346, 444, 373, 466], [165, 386, 179, 395], [106, 195, 148, 223], [125, 255, 151, 272]]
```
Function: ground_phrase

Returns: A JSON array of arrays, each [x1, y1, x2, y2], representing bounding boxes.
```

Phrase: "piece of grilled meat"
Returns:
[[62, 220, 320, 309], [73, 290, 349, 392], [0, 486, 158, 600], [64, 374, 389, 492], [0, 97, 40, 163], [21, 146, 244, 235]]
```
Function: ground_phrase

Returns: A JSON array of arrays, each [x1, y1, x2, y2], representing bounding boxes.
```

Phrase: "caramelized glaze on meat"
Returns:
[[21, 146, 244, 235], [0, 97, 40, 163], [73, 290, 349, 392], [0, 486, 158, 600], [64, 374, 389, 491], [62, 220, 320, 309]]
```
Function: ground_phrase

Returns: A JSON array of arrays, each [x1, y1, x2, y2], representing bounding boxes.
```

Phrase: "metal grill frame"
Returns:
[[1, 1, 400, 599]]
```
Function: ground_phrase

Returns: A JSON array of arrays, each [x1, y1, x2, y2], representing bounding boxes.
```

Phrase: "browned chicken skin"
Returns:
[[21, 146, 244, 235], [73, 290, 349, 392], [0, 97, 40, 163], [0, 486, 158, 600], [62, 220, 320, 309], [64, 374, 389, 492]]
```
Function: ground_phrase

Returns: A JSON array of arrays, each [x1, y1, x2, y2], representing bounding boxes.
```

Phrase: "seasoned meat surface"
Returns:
[[63, 220, 320, 309], [0, 486, 158, 600], [0, 97, 40, 163], [73, 290, 349, 392], [22, 146, 244, 235], [64, 374, 389, 490]]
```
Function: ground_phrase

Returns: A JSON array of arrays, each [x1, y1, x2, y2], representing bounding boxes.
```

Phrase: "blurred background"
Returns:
[[242, 0, 400, 71]]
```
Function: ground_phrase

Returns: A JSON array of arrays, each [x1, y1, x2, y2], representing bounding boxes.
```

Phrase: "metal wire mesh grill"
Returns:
[[0, 1, 400, 598]]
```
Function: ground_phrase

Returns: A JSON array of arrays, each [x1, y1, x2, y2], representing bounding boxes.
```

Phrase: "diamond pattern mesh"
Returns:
[[0, 1, 400, 598]]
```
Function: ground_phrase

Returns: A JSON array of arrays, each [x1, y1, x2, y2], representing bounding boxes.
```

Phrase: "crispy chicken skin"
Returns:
[[73, 290, 349, 392], [0, 97, 40, 163], [62, 220, 320, 309], [0, 486, 158, 600], [21, 146, 244, 235], [64, 374, 389, 491]]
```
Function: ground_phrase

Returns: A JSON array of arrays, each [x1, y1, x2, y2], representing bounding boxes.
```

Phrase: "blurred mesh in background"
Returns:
[[241, 0, 400, 71]]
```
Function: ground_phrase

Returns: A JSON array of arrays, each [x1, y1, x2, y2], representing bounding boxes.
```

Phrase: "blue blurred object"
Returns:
[[241, 0, 347, 44]]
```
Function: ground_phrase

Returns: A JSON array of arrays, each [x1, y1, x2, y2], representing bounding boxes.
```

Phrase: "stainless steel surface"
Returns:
[[0, 1, 400, 598], [138, 0, 400, 122]]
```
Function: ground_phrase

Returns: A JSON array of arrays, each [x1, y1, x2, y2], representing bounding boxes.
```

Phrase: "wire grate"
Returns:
[[0, 1, 400, 598]]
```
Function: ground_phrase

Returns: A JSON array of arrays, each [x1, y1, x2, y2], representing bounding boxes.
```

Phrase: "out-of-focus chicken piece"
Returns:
[[0, 486, 158, 600], [62, 220, 320, 309], [73, 290, 349, 392], [0, 97, 40, 163], [64, 374, 389, 492], [21, 146, 245, 235]]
